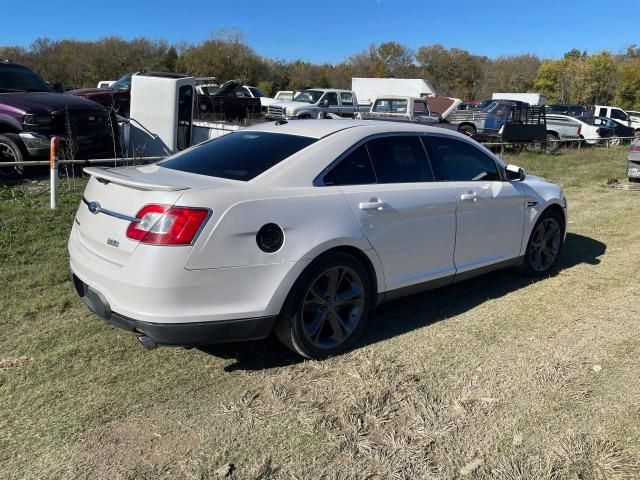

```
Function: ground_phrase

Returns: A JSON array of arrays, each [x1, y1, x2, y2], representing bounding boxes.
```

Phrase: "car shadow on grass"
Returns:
[[201, 232, 605, 371]]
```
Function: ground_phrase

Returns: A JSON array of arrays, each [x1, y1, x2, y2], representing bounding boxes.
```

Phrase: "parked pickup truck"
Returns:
[[358, 96, 439, 124], [267, 89, 358, 119], [0, 60, 119, 178], [195, 80, 262, 122], [68, 73, 132, 116], [448, 100, 579, 152]]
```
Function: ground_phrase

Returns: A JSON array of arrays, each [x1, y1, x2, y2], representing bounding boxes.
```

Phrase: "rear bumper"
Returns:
[[71, 273, 276, 346]]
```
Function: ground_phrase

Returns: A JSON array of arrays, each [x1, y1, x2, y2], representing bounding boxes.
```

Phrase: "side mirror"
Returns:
[[52, 82, 64, 93], [505, 164, 526, 181], [320, 98, 329, 108]]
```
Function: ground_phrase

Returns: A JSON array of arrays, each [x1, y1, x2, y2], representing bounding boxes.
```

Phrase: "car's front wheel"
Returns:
[[0, 134, 25, 179], [518, 209, 565, 276], [276, 252, 372, 359]]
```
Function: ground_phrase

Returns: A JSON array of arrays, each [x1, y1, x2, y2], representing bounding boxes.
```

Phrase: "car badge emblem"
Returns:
[[88, 201, 101, 214], [107, 238, 120, 248]]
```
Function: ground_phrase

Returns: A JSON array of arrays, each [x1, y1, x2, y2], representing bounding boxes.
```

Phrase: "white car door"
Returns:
[[426, 135, 525, 273], [321, 135, 458, 291]]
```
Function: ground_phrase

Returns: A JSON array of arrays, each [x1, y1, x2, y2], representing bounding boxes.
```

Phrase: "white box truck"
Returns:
[[352, 78, 438, 106], [492, 93, 547, 106]]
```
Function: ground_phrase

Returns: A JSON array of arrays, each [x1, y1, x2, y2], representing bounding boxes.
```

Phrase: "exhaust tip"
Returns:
[[137, 335, 158, 350]]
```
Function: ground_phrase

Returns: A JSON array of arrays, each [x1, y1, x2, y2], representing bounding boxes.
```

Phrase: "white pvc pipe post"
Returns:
[[50, 137, 59, 209]]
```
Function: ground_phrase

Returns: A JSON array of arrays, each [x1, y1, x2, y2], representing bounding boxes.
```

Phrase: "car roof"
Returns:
[[243, 119, 453, 139]]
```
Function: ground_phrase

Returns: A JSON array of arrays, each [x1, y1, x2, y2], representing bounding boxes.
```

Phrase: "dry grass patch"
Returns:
[[2, 147, 640, 479]]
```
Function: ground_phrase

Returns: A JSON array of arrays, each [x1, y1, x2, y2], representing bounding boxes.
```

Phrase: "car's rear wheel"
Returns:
[[518, 209, 564, 277], [0, 134, 25, 179], [275, 251, 372, 359], [544, 133, 560, 154]]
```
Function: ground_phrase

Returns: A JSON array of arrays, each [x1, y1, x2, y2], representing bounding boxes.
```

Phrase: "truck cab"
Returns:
[[267, 89, 358, 120], [358, 96, 439, 125]]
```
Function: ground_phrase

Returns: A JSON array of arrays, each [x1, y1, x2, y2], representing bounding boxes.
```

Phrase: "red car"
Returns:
[[67, 74, 132, 116]]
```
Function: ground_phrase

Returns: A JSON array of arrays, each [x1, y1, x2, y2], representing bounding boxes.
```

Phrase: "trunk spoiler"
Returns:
[[83, 167, 189, 192]]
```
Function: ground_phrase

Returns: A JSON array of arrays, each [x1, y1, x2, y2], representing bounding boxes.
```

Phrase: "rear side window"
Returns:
[[340, 92, 353, 106], [366, 136, 433, 183], [161, 132, 316, 181], [428, 136, 501, 181], [323, 145, 376, 186]]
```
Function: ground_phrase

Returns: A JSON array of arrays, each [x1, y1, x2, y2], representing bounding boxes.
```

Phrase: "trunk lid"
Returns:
[[74, 164, 223, 266]]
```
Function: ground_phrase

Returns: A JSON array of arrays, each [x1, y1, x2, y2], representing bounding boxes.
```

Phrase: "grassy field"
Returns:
[[1, 147, 640, 479]]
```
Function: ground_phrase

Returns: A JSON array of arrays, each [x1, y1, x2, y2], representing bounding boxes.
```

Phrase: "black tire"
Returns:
[[275, 251, 372, 359], [0, 133, 25, 179], [458, 124, 476, 136], [629, 177, 640, 183], [298, 114, 312, 119], [517, 209, 565, 277], [544, 133, 560, 154]]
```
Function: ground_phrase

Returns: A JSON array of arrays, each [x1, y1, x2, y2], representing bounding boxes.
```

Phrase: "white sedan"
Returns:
[[69, 120, 567, 358]]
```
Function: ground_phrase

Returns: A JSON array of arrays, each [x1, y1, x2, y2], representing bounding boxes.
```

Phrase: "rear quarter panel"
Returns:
[[183, 187, 376, 269]]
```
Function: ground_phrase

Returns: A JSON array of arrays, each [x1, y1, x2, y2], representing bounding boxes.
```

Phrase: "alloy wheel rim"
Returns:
[[529, 218, 562, 272], [301, 266, 365, 349], [0, 142, 17, 176]]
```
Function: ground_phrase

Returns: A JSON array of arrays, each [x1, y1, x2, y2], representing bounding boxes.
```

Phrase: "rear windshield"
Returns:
[[160, 131, 316, 181]]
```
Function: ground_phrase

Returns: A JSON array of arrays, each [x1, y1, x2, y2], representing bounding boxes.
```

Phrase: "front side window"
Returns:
[[366, 136, 433, 183], [161, 132, 316, 181], [428, 136, 501, 182], [340, 92, 353, 106], [323, 145, 376, 186]]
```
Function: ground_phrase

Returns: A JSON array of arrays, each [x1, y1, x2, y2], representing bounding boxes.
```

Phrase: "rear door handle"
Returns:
[[460, 192, 478, 202], [359, 200, 385, 211]]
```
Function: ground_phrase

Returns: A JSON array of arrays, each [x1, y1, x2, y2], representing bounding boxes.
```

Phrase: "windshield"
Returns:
[[160, 131, 317, 181], [201, 85, 220, 95], [481, 102, 512, 116], [110, 74, 132, 91], [276, 92, 293, 101], [293, 90, 324, 104], [0, 64, 54, 93], [372, 99, 408, 113]]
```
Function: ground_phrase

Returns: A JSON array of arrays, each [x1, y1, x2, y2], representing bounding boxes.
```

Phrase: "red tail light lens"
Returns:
[[126, 204, 210, 245], [631, 145, 640, 151]]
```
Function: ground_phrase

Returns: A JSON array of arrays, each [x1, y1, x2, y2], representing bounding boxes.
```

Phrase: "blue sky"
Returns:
[[3, 0, 638, 63]]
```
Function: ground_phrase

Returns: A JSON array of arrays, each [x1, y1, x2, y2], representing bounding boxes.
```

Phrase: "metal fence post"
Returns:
[[50, 137, 59, 210]]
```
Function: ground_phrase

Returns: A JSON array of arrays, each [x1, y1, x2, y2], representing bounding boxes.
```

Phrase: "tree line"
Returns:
[[2, 30, 639, 109]]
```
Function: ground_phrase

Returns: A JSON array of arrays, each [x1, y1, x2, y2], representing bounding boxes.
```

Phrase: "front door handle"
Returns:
[[359, 199, 385, 211], [460, 191, 478, 202]]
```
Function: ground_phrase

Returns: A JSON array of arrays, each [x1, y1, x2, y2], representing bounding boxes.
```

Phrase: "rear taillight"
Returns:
[[126, 204, 210, 245], [631, 145, 640, 151]]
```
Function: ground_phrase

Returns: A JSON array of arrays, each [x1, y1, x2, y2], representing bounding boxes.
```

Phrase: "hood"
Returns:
[[271, 100, 315, 109], [68, 87, 116, 96], [0, 92, 107, 116], [213, 80, 243, 96]]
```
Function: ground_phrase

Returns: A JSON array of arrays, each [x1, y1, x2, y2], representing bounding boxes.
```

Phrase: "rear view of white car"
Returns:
[[69, 120, 567, 358]]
